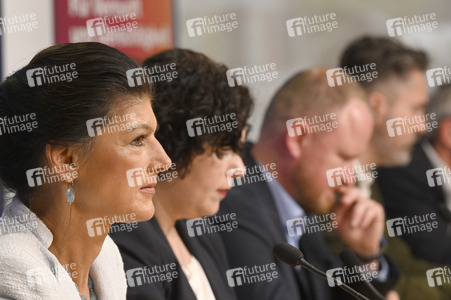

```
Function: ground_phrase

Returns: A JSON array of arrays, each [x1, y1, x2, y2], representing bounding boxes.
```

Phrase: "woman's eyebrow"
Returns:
[[129, 123, 155, 135]]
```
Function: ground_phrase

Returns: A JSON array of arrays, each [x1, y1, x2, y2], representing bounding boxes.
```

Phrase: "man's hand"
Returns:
[[386, 290, 400, 300], [333, 185, 385, 257]]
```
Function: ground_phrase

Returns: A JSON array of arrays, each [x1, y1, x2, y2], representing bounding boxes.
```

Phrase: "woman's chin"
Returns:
[[204, 202, 221, 217], [135, 203, 156, 222]]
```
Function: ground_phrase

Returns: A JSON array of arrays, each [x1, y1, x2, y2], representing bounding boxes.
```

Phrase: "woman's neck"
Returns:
[[33, 194, 106, 299], [153, 194, 192, 266], [153, 193, 177, 235]]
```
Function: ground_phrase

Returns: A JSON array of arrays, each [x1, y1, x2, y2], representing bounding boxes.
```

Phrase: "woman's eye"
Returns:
[[131, 135, 145, 146]]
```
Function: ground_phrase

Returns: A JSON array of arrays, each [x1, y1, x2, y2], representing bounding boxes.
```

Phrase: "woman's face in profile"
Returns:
[[74, 97, 171, 222], [158, 135, 246, 219]]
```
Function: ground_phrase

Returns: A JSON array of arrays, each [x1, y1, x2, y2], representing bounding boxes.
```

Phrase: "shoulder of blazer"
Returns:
[[111, 217, 169, 259], [378, 142, 445, 210], [111, 218, 198, 300], [222, 142, 280, 213], [378, 143, 429, 180], [219, 144, 287, 246], [177, 220, 238, 300]]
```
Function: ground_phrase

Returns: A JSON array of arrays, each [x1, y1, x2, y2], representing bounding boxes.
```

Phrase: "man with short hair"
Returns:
[[377, 84, 451, 298], [333, 36, 451, 299], [219, 68, 399, 300], [340, 35, 429, 168]]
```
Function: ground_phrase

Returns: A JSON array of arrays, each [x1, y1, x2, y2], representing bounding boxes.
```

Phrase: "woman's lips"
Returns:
[[140, 187, 155, 195], [217, 189, 230, 197], [140, 180, 157, 195]]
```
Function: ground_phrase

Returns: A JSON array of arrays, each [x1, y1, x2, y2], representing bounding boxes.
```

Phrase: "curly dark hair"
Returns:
[[340, 36, 428, 89], [143, 48, 253, 177]]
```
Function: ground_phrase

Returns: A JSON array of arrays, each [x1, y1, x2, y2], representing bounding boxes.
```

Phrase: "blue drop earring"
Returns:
[[66, 181, 75, 204]]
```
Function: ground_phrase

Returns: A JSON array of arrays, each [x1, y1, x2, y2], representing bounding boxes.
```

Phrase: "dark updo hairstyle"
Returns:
[[0, 42, 152, 206], [143, 48, 253, 177]]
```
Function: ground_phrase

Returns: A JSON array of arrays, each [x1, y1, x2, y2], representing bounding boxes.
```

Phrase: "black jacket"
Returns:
[[377, 142, 451, 265], [110, 217, 237, 300], [219, 143, 399, 300]]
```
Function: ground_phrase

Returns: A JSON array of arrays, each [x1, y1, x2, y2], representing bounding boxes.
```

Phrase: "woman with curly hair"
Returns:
[[111, 49, 253, 300]]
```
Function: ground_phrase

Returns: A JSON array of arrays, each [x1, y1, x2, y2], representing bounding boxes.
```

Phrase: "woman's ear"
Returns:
[[45, 144, 78, 183]]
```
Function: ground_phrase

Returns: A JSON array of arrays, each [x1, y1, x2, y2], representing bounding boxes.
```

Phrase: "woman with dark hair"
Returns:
[[0, 42, 171, 299], [111, 49, 253, 300]]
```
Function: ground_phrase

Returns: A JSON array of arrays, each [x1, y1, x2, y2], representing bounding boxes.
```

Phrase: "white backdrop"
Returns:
[[2, 0, 451, 141]]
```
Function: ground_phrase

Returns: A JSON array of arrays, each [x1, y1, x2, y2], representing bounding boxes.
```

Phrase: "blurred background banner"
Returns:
[[54, 0, 174, 62], [1, 0, 451, 139]]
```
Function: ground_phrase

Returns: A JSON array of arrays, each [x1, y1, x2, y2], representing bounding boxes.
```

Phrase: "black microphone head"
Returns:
[[273, 242, 304, 266]]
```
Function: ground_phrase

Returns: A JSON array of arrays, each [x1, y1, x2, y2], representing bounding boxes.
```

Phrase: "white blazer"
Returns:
[[0, 198, 127, 300]]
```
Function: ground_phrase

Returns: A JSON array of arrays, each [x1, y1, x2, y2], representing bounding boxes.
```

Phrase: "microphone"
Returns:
[[273, 242, 370, 300], [340, 247, 386, 300]]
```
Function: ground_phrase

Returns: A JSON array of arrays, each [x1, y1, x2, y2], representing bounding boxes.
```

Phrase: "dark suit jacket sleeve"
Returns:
[[220, 143, 385, 299], [218, 184, 305, 300], [177, 220, 238, 300], [110, 219, 195, 300]]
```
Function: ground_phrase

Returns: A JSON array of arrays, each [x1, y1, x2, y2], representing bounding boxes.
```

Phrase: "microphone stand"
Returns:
[[298, 257, 370, 300]]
